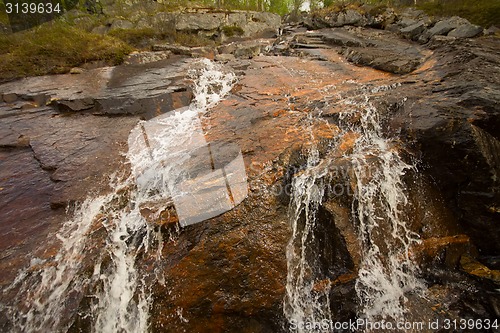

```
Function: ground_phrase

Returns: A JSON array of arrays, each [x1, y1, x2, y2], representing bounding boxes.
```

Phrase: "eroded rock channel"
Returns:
[[0, 15, 499, 333]]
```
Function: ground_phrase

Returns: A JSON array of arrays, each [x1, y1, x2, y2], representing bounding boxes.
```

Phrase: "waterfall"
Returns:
[[2, 59, 237, 333], [284, 142, 332, 329], [284, 84, 424, 331], [350, 99, 424, 324]]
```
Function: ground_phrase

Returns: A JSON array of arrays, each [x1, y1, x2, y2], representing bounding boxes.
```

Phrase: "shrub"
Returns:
[[0, 20, 132, 82]]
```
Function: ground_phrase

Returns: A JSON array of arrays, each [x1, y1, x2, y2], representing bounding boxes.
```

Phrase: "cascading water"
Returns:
[[284, 83, 425, 331], [2, 59, 237, 333], [349, 97, 424, 325], [284, 136, 331, 329]]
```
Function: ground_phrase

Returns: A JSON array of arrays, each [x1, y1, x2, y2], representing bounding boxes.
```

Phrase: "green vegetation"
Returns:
[[221, 25, 245, 37], [0, 21, 132, 82], [416, 0, 500, 28]]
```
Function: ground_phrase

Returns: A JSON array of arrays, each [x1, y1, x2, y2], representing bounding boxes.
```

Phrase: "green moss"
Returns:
[[0, 20, 132, 82], [222, 25, 244, 37]]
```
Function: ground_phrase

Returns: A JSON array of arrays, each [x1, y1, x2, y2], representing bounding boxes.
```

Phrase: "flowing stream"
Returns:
[[284, 83, 425, 331], [2, 59, 237, 333]]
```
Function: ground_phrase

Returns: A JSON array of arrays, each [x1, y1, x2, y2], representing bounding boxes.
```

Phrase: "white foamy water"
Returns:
[[2, 59, 239, 333], [284, 144, 332, 330], [347, 98, 424, 324], [284, 83, 424, 331]]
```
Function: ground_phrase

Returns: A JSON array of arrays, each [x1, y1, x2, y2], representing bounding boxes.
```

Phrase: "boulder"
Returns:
[[148, 12, 176, 33], [336, 9, 365, 26], [398, 17, 419, 28], [400, 21, 426, 41], [91, 25, 110, 35], [175, 12, 226, 31], [109, 19, 134, 31], [235, 11, 281, 38], [428, 16, 470, 37], [448, 24, 483, 38]]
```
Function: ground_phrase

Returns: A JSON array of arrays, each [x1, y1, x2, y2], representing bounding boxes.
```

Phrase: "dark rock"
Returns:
[[389, 37, 500, 256], [296, 27, 426, 74], [398, 17, 419, 28], [428, 16, 470, 37], [336, 9, 365, 26], [307, 9, 368, 29], [400, 21, 426, 41], [50, 98, 96, 112], [448, 24, 483, 38], [320, 28, 369, 47], [343, 47, 421, 74], [0, 57, 193, 117]]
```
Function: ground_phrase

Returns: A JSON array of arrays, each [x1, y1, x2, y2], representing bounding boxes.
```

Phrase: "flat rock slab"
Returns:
[[0, 56, 194, 118]]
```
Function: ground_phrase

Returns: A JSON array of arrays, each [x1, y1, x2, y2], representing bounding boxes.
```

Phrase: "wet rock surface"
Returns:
[[1, 10, 500, 332]]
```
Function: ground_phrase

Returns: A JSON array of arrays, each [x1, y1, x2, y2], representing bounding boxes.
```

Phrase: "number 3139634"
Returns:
[[5, 2, 61, 14], [443, 319, 499, 330]]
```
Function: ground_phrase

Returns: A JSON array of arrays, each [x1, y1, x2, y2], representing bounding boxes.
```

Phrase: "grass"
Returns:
[[416, 0, 500, 28], [0, 21, 133, 82]]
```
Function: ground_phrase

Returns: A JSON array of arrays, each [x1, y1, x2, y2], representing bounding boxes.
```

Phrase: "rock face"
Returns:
[[390, 36, 500, 257], [92, 10, 281, 39], [1, 10, 499, 333]]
